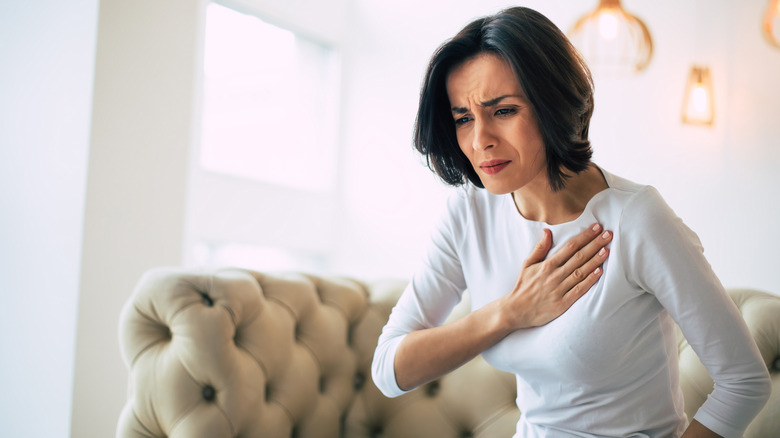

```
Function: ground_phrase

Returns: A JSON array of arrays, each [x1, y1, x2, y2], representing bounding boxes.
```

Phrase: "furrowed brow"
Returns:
[[451, 94, 521, 115], [480, 94, 518, 107], [451, 106, 468, 115]]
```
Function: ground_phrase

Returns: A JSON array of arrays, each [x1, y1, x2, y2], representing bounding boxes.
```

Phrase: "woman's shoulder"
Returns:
[[598, 168, 680, 231], [601, 168, 649, 196], [600, 168, 665, 208]]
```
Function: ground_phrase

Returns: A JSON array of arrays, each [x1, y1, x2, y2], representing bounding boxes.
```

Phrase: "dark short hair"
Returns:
[[413, 7, 594, 192]]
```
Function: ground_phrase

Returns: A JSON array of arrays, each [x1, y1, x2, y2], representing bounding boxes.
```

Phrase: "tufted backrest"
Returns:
[[117, 268, 519, 438], [117, 268, 780, 438]]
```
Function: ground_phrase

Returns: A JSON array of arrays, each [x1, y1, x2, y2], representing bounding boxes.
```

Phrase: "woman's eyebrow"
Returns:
[[451, 106, 468, 115], [480, 94, 520, 107], [451, 94, 522, 114]]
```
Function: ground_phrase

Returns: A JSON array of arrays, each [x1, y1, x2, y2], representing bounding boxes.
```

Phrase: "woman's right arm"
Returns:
[[372, 223, 612, 396]]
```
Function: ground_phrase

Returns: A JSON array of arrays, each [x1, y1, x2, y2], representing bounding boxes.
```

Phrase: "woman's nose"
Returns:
[[472, 119, 496, 151]]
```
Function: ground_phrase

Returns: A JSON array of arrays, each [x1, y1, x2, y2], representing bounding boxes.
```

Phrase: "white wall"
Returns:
[[0, 1, 97, 437], [70, 0, 200, 436], [182, 0, 350, 273], [334, 0, 780, 296]]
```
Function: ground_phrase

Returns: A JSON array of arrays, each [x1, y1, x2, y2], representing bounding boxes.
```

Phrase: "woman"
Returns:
[[372, 7, 770, 438]]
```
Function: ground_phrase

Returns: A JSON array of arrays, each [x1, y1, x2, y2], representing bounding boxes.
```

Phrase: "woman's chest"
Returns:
[[481, 275, 664, 384], [457, 214, 665, 382]]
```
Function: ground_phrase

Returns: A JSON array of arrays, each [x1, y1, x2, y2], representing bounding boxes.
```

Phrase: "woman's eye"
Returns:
[[495, 108, 516, 117], [454, 116, 472, 126]]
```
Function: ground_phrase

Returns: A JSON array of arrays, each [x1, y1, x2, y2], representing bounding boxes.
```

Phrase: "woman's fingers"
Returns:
[[557, 227, 612, 296], [523, 228, 553, 268], [545, 223, 606, 268], [509, 224, 612, 329], [559, 249, 608, 305]]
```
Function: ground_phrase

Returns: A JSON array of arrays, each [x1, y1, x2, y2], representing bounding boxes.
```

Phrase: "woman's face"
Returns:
[[446, 53, 547, 195]]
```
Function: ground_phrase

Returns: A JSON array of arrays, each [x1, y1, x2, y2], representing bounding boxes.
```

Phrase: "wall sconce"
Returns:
[[681, 66, 714, 126], [764, 0, 780, 48], [568, 0, 653, 74]]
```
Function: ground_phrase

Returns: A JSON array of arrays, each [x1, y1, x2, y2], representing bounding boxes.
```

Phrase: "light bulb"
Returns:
[[598, 10, 620, 40], [682, 66, 714, 126], [691, 85, 709, 115]]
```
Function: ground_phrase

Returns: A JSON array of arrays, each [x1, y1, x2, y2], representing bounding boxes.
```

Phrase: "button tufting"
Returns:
[[162, 324, 172, 340], [202, 384, 216, 402], [460, 431, 474, 438], [319, 376, 327, 393], [425, 380, 440, 397], [199, 292, 214, 307], [353, 372, 365, 391], [370, 425, 383, 438]]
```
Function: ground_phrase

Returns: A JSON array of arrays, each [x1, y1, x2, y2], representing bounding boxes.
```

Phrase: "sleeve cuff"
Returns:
[[371, 333, 411, 398], [693, 409, 744, 438]]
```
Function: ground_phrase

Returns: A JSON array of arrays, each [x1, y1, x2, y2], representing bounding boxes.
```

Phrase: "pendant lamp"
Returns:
[[569, 0, 653, 74], [764, 0, 780, 48], [681, 66, 714, 126]]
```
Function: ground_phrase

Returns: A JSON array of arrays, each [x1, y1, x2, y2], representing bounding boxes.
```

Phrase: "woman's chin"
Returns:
[[480, 181, 514, 195]]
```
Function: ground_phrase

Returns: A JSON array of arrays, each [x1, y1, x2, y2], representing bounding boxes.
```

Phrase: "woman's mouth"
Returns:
[[479, 160, 511, 175]]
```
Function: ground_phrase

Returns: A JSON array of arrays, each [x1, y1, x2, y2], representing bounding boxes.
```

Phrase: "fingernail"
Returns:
[[598, 248, 606, 256], [594, 267, 602, 275], [592, 223, 601, 232], [601, 231, 611, 239]]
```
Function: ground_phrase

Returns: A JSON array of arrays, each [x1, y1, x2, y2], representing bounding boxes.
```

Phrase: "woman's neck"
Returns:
[[511, 164, 608, 225]]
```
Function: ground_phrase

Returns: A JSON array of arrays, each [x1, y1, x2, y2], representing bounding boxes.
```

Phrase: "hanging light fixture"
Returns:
[[763, 0, 780, 48], [681, 66, 714, 126], [568, 0, 653, 74]]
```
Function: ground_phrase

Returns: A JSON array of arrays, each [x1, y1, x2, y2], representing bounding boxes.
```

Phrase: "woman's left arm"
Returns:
[[681, 419, 723, 438], [621, 187, 771, 438]]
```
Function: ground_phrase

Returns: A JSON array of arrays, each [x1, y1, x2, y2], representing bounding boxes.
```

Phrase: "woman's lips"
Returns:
[[479, 160, 511, 175]]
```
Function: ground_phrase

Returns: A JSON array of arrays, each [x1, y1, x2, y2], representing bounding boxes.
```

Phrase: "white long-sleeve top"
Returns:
[[372, 168, 770, 438]]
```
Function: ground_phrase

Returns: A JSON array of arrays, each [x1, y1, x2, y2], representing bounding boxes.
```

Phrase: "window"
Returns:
[[200, 3, 340, 192], [184, 3, 342, 273]]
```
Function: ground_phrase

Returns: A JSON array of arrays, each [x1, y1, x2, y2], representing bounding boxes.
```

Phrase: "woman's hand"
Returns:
[[394, 223, 612, 391], [498, 223, 612, 330]]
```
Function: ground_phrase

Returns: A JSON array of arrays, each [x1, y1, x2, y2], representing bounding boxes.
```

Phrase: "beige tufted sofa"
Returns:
[[117, 268, 780, 438]]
